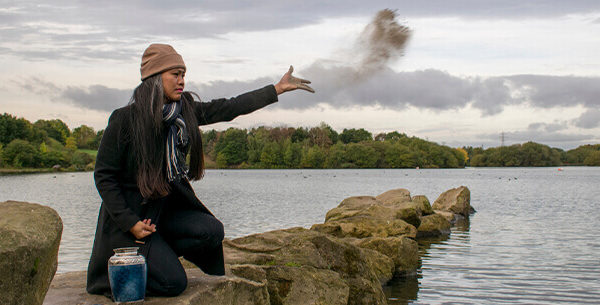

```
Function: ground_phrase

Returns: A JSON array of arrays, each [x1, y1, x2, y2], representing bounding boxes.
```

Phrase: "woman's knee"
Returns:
[[147, 270, 187, 297], [195, 215, 224, 247], [210, 217, 225, 244]]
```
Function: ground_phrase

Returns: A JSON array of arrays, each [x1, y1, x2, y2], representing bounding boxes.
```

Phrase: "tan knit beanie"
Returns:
[[140, 43, 186, 80]]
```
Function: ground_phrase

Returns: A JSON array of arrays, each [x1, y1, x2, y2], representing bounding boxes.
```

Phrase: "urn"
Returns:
[[108, 247, 147, 303]]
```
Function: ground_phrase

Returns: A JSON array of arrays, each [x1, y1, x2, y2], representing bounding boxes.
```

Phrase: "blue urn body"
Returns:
[[108, 247, 147, 303]]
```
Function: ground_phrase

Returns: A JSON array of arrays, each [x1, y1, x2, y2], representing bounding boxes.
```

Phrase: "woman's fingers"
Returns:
[[297, 83, 315, 93], [297, 77, 311, 84]]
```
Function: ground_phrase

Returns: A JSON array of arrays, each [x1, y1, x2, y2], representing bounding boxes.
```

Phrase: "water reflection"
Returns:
[[385, 217, 471, 304], [383, 275, 419, 305]]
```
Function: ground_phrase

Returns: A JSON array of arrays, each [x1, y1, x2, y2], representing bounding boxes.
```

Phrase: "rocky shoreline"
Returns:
[[2, 186, 474, 305]]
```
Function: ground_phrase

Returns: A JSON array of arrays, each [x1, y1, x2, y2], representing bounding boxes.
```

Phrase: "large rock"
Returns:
[[229, 261, 351, 305], [312, 196, 417, 239], [432, 186, 473, 216], [417, 214, 451, 238], [410, 195, 434, 215], [311, 194, 423, 280], [43, 269, 270, 305], [1, 201, 63, 305], [224, 227, 388, 305], [348, 236, 419, 277], [262, 265, 349, 305], [375, 188, 411, 205]]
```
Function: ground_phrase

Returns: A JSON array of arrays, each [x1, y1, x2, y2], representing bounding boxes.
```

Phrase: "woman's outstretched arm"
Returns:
[[194, 66, 313, 125]]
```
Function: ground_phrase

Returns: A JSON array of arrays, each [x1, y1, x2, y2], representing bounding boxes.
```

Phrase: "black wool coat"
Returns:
[[86, 85, 278, 295]]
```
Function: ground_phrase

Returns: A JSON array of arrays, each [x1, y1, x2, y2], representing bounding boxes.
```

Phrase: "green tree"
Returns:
[[40, 151, 68, 167], [33, 119, 70, 144], [384, 131, 407, 141], [216, 152, 228, 168], [339, 128, 372, 144], [2, 139, 40, 168], [202, 129, 218, 160], [214, 128, 248, 166], [65, 136, 77, 151], [39, 141, 48, 153], [71, 151, 94, 169], [283, 139, 302, 168], [246, 127, 269, 164], [470, 154, 486, 166], [324, 142, 346, 168], [260, 141, 283, 168], [72, 125, 97, 149], [385, 143, 416, 168], [291, 127, 309, 143], [566, 144, 600, 165], [301, 146, 325, 168], [584, 151, 600, 166], [0, 113, 35, 145], [319, 122, 338, 144], [345, 143, 377, 168]]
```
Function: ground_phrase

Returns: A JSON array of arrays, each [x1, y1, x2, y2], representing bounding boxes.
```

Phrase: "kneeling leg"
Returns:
[[161, 210, 225, 275]]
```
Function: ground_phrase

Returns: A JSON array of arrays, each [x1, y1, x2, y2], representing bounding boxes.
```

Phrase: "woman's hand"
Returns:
[[129, 219, 156, 239], [274, 65, 314, 95]]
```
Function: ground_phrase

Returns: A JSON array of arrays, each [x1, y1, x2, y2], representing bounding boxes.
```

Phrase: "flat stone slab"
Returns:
[[43, 269, 269, 305]]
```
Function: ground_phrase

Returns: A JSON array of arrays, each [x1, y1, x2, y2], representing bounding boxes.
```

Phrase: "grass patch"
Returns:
[[0, 168, 57, 175], [78, 149, 98, 157]]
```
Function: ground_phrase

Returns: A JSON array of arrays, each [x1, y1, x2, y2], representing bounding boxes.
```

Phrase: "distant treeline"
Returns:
[[203, 126, 600, 168], [464, 143, 600, 167], [0, 113, 101, 170], [202, 124, 467, 169], [1, 113, 599, 170]]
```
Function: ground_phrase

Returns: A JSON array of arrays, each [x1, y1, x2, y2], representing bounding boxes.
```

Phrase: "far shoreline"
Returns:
[[2, 165, 597, 177]]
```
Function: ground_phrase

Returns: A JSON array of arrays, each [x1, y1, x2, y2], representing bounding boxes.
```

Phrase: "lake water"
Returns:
[[1, 168, 599, 304]]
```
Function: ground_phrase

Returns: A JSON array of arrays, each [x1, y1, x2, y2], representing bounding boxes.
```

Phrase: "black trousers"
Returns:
[[144, 199, 225, 296]]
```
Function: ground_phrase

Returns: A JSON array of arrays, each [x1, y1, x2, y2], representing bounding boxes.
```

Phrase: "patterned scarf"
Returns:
[[162, 100, 189, 182]]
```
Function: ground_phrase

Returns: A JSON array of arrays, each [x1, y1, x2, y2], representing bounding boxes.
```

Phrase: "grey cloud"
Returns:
[[506, 75, 600, 109], [191, 65, 600, 116], [2, 1, 600, 61], [188, 77, 276, 101], [29, 69, 599, 126], [573, 108, 600, 129], [61, 85, 131, 112], [13, 77, 61, 96], [527, 121, 568, 132], [15, 76, 132, 111]]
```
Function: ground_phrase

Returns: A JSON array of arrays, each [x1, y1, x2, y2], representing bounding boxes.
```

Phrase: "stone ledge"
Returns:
[[43, 269, 269, 305]]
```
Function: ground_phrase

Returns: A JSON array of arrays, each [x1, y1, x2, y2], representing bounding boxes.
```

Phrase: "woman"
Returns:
[[86, 43, 313, 297]]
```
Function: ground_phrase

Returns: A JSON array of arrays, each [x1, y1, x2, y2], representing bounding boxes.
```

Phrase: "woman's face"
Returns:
[[161, 68, 185, 102]]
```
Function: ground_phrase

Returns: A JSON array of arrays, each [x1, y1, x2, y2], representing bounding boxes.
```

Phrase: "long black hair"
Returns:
[[128, 74, 204, 198]]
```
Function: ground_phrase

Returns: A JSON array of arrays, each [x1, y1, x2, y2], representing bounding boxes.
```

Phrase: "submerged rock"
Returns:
[[0, 201, 62, 305]]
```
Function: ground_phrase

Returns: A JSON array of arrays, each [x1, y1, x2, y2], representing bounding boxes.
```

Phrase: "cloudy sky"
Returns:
[[1, 1, 599, 149]]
